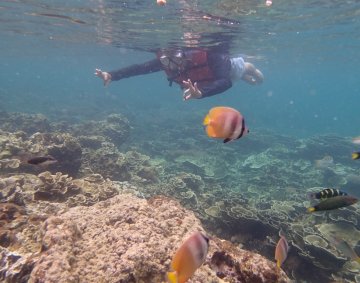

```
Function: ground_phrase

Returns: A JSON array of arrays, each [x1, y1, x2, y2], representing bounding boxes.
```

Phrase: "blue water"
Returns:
[[1, 0, 360, 138]]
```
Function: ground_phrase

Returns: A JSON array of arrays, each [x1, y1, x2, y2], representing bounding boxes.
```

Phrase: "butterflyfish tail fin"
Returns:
[[307, 207, 315, 213], [167, 271, 178, 283], [203, 114, 211, 126], [276, 259, 281, 269], [352, 152, 359, 160]]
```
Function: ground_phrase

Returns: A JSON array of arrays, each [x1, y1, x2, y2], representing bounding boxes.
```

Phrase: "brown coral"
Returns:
[[34, 172, 80, 202], [28, 194, 290, 283], [71, 113, 130, 147]]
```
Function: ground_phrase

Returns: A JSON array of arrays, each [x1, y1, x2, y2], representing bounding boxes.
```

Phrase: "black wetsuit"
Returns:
[[108, 50, 232, 98]]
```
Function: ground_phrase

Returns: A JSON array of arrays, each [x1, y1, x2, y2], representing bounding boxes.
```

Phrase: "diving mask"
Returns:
[[159, 51, 185, 71]]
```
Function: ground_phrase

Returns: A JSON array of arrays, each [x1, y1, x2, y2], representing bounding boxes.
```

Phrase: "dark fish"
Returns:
[[307, 195, 358, 212], [307, 188, 348, 200], [27, 155, 57, 166], [352, 152, 360, 160]]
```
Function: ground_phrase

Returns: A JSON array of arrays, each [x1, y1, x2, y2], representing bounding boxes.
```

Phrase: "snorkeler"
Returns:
[[95, 48, 263, 100]]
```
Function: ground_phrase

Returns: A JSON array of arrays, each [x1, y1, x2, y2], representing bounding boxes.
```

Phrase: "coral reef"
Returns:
[[70, 113, 131, 147], [0, 112, 133, 179], [133, 123, 360, 283], [29, 194, 289, 283], [80, 141, 160, 184], [1, 109, 359, 282], [210, 238, 288, 283], [0, 111, 159, 185], [0, 172, 122, 209], [0, 172, 290, 283], [30, 132, 82, 176], [0, 130, 82, 176], [0, 111, 50, 135], [0, 172, 126, 282]]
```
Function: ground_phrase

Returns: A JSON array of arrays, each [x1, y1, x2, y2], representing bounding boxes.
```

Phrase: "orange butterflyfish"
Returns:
[[274, 230, 289, 269], [203, 106, 249, 143], [167, 231, 209, 283]]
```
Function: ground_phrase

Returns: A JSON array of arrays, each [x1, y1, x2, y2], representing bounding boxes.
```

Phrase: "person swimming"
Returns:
[[95, 48, 263, 101]]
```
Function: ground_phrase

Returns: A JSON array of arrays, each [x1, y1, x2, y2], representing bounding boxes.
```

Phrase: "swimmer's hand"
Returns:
[[182, 79, 202, 100], [95, 68, 112, 86]]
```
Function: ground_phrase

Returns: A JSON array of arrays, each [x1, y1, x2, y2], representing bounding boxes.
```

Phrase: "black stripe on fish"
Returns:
[[224, 114, 240, 143], [237, 118, 246, 139], [200, 233, 210, 245], [223, 118, 246, 143], [316, 188, 347, 199], [325, 188, 334, 196]]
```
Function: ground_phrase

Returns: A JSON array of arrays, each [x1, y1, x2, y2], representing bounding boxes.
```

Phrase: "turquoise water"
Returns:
[[1, 0, 360, 137], [1, 1, 360, 282]]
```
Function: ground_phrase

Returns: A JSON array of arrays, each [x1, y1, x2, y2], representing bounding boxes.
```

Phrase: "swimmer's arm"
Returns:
[[108, 59, 162, 81]]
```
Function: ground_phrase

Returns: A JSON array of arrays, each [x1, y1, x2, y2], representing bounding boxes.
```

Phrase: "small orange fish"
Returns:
[[275, 230, 289, 269], [203, 106, 249, 143], [167, 232, 209, 283]]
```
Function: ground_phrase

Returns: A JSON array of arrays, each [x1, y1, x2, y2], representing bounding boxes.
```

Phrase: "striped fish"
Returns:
[[307, 188, 347, 200]]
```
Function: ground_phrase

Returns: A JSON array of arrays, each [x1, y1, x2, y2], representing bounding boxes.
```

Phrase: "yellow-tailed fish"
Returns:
[[307, 195, 358, 212], [274, 230, 289, 269], [167, 231, 209, 283]]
